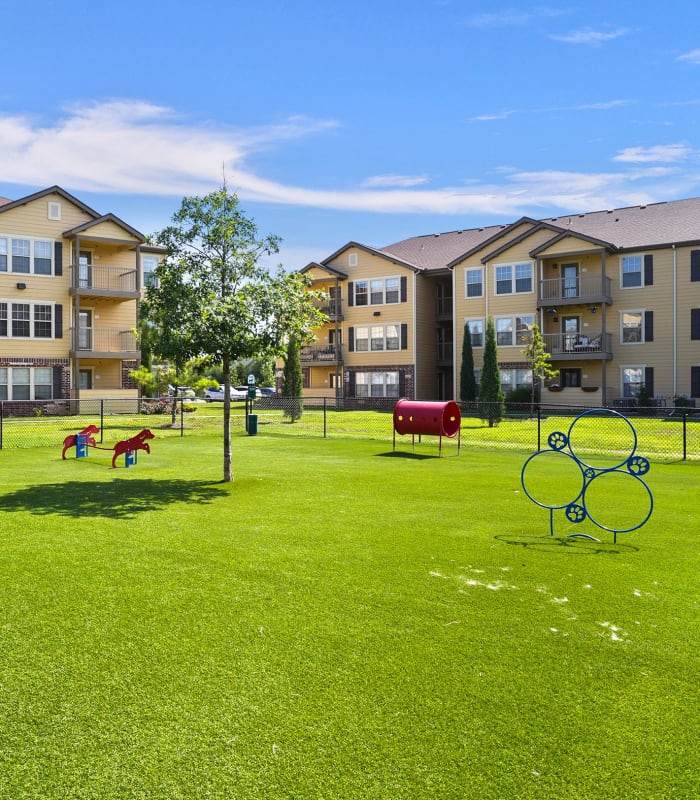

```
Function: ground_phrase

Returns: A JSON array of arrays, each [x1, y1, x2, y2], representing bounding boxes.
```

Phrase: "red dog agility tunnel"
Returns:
[[392, 399, 461, 455]]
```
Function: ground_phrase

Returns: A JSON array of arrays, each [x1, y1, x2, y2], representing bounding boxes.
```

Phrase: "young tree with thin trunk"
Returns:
[[479, 317, 505, 427], [142, 187, 326, 482], [459, 322, 478, 402], [521, 323, 558, 411]]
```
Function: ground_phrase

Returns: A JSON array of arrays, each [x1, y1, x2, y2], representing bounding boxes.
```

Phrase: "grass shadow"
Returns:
[[0, 479, 227, 520], [377, 451, 440, 460], [494, 533, 640, 555]]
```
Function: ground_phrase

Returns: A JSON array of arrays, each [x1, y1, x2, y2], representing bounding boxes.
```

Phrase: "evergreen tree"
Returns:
[[479, 317, 505, 427], [459, 322, 478, 402], [282, 337, 303, 421]]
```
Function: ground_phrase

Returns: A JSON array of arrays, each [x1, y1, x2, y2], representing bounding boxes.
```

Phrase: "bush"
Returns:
[[140, 399, 170, 414]]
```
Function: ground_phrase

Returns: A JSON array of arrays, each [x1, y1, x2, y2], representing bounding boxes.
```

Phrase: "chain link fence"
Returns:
[[1, 396, 699, 461]]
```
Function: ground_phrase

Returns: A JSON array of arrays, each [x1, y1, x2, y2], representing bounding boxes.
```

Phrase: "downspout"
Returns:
[[673, 244, 677, 396], [73, 235, 81, 402], [601, 249, 607, 405], [413, 271, 418, 399], [334, 276, 340, 401]]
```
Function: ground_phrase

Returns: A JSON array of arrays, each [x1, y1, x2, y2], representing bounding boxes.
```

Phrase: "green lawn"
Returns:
[[0, 433, 698, 799]]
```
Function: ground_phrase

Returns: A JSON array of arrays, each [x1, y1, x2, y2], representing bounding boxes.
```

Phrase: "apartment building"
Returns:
[[301, 197, 700, 407], [0, 185, 162, 408]]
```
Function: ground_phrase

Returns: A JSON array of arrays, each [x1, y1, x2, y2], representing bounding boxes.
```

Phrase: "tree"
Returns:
[[479, 317, 505, 427], [521, 323, 557, 411], [459, 322, 478, 402], [143, 187, 326, 482], [282, 337, 303, 421]]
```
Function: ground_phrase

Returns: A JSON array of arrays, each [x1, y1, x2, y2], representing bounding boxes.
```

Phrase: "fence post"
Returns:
[[100, 399, 104, 443], [537, 403, 541, 451], [323, 397, 327, 438], [683, 410, 687, 460], [0, 401, 3, 450], [180, 398, 185, 436]]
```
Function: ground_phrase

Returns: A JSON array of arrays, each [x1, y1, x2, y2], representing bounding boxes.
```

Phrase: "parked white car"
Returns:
[[204, 385, 247, 402]]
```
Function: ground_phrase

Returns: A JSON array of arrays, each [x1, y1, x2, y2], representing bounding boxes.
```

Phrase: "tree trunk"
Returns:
[[222, 354, 233, 482]]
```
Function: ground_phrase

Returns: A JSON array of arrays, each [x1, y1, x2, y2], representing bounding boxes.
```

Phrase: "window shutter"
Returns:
[[644, 310, 654, 342], [399, 371, 406, 397], [54, 242, 62, 276], [400, 323, 408, 350], [348, 327, 354, 352], [347, 282, 354, 307], [400, 276, 407, 303], [52, 365, 63, 398], [692, 366, 700, 398], [644, 254, 653, 286], [54, 304, 63, 338], [644, 367, 654, 398], [692, 308, 700, 341], [348, 371, 356, 397], [692, 250, 700, 282]]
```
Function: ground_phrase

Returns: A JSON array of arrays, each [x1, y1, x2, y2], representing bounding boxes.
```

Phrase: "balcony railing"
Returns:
[[313, 299, 343, 320], [436, 342, 453, 362], [436, 297, 453, 319], [300, 343, 343, 363], [538, 274, 612, 306], [70, 326, 138, 356], [543, 331, 612, 359], [70, 264, 139, 297]]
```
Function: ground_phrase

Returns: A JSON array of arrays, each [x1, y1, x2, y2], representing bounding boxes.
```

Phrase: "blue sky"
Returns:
[[1, 0, 700, 269]]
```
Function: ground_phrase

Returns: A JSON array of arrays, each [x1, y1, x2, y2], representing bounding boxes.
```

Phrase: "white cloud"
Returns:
[[551, 27, 629, 45], [470, 99, 632, 122], [613, 144, 693, 163], [0, 99, 698, 222], [361, 174, 430, 188], [677, 49, 700, 64], [463, 6, 569, 28]]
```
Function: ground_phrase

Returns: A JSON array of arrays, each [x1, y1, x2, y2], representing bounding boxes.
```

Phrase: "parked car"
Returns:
[[204, 385, 247, 402], [168, 384, 196, 398], [235, 385, 262, 398], [258, 387, 277, 397]]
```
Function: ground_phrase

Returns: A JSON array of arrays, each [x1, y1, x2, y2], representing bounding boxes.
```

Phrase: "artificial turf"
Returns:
[[0, 433, 697, 799]]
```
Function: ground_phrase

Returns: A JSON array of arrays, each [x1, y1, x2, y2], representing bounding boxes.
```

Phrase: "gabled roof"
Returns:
[[299, 261, 348, 279], [529, 229, 617, 257], [323, 240, 423, 272], [63, 213, 145, 242], [0, 185, 100, 218], [476, 220, 573, 265]]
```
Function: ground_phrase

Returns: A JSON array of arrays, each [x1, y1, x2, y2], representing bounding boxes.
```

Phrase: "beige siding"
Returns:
[[413, 272, 437, 398]]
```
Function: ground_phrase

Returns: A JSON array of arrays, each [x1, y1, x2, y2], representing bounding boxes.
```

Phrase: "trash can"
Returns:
[[247, 414, 258, 435]]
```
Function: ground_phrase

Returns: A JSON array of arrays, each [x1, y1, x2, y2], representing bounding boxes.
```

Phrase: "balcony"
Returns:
[[69, 264, 140, 299], [313, 298, 343, 321], [300, 343, 343, 364], [543, 331, 612, 360], [70, 326, 139, 359], [538, 274, 612, 308], [436, 342, 453, 364], [436, 297, 453, 321]]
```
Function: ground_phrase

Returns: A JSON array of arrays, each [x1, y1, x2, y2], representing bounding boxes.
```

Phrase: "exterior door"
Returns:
[[561, 263, 579, 298], [78, 309, 93, 350], [561, 315, 580, 352], [79, 251, 92, 288]]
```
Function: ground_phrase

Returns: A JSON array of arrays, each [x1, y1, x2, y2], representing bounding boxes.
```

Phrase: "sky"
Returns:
[[1, 0, 700, 270]]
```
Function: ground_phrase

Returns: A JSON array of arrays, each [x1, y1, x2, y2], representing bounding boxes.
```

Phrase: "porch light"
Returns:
[[590, 305, 599, 313]]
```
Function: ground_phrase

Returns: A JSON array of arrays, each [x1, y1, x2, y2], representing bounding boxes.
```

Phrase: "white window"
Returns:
[[368, 324, 400, 352], [495, 262, 533, 295], [465, 268, 483, 298], [622, 367, 644, 398], [0, 301, 54, 339], [0, 236, 54, 275], [142, 255, 160, 288], [368, 277, 401, 305], [348, 253, 358, 267], [621, 311, 643, 343], [466, 318, 484, 347], [621, 255, 643, 288], [0, 366, 53, 401], [47, 201, 62, 221], [355, 326, 369, 351], [495, 314, 534, 346], [355, 371, 399, 398], [354, 280, 368, 306], [500, 368, 533, 395]]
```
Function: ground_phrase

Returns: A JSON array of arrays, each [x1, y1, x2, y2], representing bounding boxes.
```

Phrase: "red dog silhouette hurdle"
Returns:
[[62, 424, 100, 459], [111, 428, 155, 468]]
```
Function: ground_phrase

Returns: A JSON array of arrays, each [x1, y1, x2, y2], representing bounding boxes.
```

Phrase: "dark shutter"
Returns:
[[400, 323, 408, 350], [54, 242, 62, 276], [644, 367, 654, 398], [347, 282, 354, 307], [348, 327, 354, 352], [644, 254, 653, 286], [54, 304, 63, 338], [348, 371, 356, 397], [692, 366, 700, 398], [644, 310, 654, 342], [692, 250, 700, 282], [692, 308, 700, 340], [398, 371, 406, 397], [400, 276, 407, 303], [52, 366, 63, 399]]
